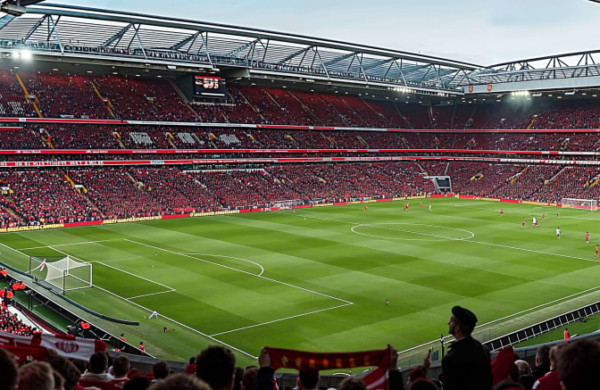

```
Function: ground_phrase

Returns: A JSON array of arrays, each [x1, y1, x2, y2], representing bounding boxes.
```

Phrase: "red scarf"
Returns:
[[265, 346, 391, 390]]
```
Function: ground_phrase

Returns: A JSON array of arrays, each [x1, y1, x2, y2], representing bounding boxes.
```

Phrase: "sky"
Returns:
[[24, 0, 600, 65]]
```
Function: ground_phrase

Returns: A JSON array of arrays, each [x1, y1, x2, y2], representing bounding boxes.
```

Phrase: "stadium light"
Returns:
[[564, 90, 576, 96], [532, 92, 542, 97], [20, 50, 31, 60]]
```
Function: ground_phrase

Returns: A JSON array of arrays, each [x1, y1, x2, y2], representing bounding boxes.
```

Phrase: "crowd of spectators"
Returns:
[[0, 305, 38, 337], [3, 305, 600, 390], [490, 165, 562, 201], [0, 170, 101, 225]]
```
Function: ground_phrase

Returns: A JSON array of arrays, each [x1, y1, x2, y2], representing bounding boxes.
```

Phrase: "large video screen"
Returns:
[[194, 76, 227, 99]]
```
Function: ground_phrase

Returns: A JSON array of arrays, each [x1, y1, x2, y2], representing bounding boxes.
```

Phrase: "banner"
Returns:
[[0, 330, 106, 361], [265, 346, 390, 390]]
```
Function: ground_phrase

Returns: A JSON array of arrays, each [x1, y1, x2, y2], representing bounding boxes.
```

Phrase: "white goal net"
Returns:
[[271, 199, 304, 210], [29, 255, 93, 294], [560, 198, 598, 211]]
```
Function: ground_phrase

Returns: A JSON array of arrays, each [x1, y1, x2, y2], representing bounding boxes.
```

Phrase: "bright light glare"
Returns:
[[21, 51, 32, 60]]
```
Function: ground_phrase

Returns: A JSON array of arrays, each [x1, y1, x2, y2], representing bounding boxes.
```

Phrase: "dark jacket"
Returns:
[[531, 363, 550, 379], [442, 336, 492, 390]]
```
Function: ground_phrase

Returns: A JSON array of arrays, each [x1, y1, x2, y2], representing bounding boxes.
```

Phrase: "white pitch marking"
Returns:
[[351, 223, 475, 242], [210, 302, 353, 336], [126, 290, 176, 300], [17, 239, 120, 251], [185, 253, 265, 276], [124, 239, 353, 305], [291, 212, 600, 264], [96, 261, 176, 291], [93, 285, 257, 359]]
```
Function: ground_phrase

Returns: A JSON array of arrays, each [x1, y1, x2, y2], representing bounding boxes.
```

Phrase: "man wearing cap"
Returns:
[[442, 306, 492, 390]]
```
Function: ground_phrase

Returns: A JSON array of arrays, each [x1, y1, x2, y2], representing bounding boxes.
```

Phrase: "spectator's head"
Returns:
[[233, 366, 244, 390], [153, 361, 170, 380], [124, 376, 151, 390], [518, 374, 535, 390], [114, 355, 131, 379], [189, 357, 196, 365], [549, 343, 567, 370], [534, 345, 550, 367], [18, 362, 55, 390], [338, 377, 366, 390], [148, 374, 211, 390], [298, 369, 319, 390], [241, 366, 258, 390], [196, 346, 236, 390], [89, 351, 109, 374], [448, 306, 477, 338], [0, 347, 18, 390], [408, 378, 437, 390], [558, 338, 600, 390], [491, 382, 524, 390], [48, 355, 81, 390], [514, 360, 530, 376]]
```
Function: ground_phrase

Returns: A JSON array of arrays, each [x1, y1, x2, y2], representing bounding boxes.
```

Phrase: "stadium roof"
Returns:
[[1, 3, 600, 96], [0, 3, 480, 94]]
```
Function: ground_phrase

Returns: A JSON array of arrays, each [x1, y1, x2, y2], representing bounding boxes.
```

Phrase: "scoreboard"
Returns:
[[194, 76, 227, 100]]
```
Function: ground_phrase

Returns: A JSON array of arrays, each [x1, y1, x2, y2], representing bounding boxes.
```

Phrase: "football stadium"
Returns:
[[1, 0, 600, 389]]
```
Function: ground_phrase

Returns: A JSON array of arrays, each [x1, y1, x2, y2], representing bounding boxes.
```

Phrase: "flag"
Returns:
[[39, 259, 47, 271], [265, 346, 390, 390], [0, 330, 106, 361]]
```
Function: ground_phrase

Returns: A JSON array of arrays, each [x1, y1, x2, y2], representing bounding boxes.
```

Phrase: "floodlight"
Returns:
[[20, 50, 32, 60]]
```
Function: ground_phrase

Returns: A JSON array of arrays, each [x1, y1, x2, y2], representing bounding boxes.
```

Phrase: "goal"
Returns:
[[28, 255, 93, 294], [560, 198, 598, 211], [271, 199, 304, 210]]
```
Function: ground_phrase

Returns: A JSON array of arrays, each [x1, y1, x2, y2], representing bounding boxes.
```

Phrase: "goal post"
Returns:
[[271, 199, 304, 210], [560, 198, 598, 211], [28, 255, 93, 294]]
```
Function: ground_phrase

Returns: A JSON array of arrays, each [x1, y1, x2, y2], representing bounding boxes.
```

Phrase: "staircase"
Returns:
[[90, 81, 117, 118], [16, 73, 43, 118]]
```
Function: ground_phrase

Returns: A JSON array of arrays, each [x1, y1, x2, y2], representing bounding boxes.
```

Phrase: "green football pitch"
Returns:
[[1, 198, 600, 367]]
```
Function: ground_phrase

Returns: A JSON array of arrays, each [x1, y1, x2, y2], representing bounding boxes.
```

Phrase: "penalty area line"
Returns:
[[210, 302, 353, 337], [93, 285, 257, 359]]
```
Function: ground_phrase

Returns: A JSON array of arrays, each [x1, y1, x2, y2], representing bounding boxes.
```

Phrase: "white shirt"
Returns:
[[533, 218, 537, 224], [556, 229, 561, 235]]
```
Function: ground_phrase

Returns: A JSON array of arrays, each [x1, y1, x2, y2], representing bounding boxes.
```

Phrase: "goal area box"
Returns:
[[28, 255, 92, 294]]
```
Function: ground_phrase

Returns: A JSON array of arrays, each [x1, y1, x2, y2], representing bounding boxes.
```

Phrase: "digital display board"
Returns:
[[194, 76, 227, 99]]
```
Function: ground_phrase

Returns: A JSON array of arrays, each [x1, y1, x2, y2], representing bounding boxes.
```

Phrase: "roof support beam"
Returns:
[[277, 46, 312, 65], [226, 38, 259, 57], [24, 15, 47, 41], [47, 15, 63, 54], [102, 23, 132, 48], [130, 23, 147, 59], [199, 32, 214, 68], [324, 52, 355, 67], [170, 32, 199, 51]]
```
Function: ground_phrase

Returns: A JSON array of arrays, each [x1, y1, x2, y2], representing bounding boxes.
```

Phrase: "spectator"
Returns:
[[241, 366, 258, 390], [185, 357, 197, 376], [297, 369, 319, 390], [0, 347, 19, 390], [152, 361, 170, 383], [408, 378, 437, 390], [124, 376, 151, 390], [148, 374, 211, 390], [233, 366, 244, 390], [338, 377, 367, 390], [532, 343, 567, 390], [531, 345, 550, 379], [81, 351, 114, 382], [47, 355, 81, 390], [442, 306, 492, 390], [557, 338, 600, 390], [112, 355, 131, 386], [196, 345, 236, 390], [18, 362, 55, 390]]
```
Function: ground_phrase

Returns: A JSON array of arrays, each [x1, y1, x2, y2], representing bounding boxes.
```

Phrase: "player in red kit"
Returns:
[[420, 202, 423, 208], [404, 203, 409, 211], [557, 212, 560, 218], [522, 219, 525, 228], [364, 205, 367, 212], [586, 232, 590, 244], [596, 244, 599, 259], [499, 209, 504, 217], [541, 214, 545, 222]]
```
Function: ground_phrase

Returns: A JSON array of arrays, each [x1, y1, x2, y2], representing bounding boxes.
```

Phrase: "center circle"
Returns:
[[350, 223, 475, 241]]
